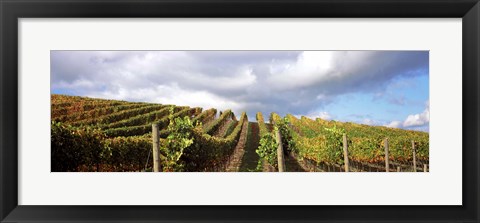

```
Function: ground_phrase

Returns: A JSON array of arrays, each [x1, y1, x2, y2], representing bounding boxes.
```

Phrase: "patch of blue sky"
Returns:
[[320, 74, 428, 126], [51, 88, 76, 95]]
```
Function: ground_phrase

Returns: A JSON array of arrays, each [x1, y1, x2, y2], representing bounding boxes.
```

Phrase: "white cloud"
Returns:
[[87, 83, 244, 114], [403, 102, 430, 127], [54, 79, 96, 90], [294, 111, 333, 120], [266, 51, 427, 94], [362, 119, 377, 126], [318, 111, 332, 120], [51, 51, 428, 120], [386, 120, 402, 128], [316, 94, 328, 100], [385, 101, 429, 131]]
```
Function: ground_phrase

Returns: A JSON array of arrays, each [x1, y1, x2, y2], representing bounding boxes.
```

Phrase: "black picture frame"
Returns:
[[1, 0, 479, 222]]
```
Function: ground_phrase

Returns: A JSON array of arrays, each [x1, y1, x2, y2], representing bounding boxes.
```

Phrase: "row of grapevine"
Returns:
[[51, 94, 99, 106], [51, 95, 144, 118], [270, 113, 296, 154], [285, 114, 429, 169], [103, 106, 178, 129], [192, 108, 217, 125], [219, 120, 238, 138], [256, 112, 269, 136], [255, 112, 278, 169], [53, 103, 149, 123], [181, 112, 248, 171], [72, 104, 165, 126], [52, 95, 208, 171], [158, 107, 203, 138], [51, 121, 152, 172], [213, 112, 237, 137], [203, 109, 233, 135], [104, 107, 200, 137], [51, 94, 429, 172]]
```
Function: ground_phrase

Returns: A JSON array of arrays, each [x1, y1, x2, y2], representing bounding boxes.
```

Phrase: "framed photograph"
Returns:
[[1, 0, 479, 222]]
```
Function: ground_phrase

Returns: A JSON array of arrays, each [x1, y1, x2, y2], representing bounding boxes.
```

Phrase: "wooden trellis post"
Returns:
[[424, 164, 428, 172], [343, 134, 349, 172], [384, 138, 389, 172], [276, 130, 285, 172], [152, 123, 161, 172], [412, 140, 417, 172]]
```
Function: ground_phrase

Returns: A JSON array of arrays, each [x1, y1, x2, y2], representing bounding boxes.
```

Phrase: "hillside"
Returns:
[[51, 94, 429, 172]]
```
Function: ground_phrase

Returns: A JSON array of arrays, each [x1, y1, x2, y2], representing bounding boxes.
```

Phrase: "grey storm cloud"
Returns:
[[51, 51, 428, 119]]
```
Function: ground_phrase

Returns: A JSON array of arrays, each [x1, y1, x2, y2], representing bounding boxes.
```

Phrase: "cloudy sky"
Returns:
[[51, 51, 429, 132]]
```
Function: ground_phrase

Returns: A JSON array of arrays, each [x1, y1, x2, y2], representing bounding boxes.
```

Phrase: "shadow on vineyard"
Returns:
[[239, 122, 260, 172], [51, 94, 429, 172], [284, 154, 307, 172]]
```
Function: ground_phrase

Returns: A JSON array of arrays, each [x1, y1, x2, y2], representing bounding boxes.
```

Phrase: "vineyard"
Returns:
[[51, 94, 429, 172]]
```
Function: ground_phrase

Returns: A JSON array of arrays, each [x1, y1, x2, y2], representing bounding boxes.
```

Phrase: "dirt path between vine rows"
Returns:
[[214, 119, 235, 138], [239, 122, 260, 172], [284, 152, 307, 172], [225, 121, 249, 172]]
